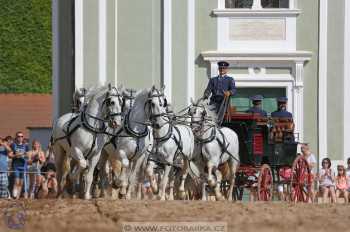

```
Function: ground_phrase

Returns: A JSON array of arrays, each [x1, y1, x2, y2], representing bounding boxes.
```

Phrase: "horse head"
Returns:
[[103, 85, 124, 128], [146, 86, 168, 127], [122, 88, 136, 113], [73, 87, 87, 112]]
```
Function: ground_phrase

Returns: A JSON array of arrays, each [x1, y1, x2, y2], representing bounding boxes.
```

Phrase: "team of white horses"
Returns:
[[51, 85, 239, 200]]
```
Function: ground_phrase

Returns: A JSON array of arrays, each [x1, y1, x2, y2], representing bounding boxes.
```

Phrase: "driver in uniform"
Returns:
[[246, 95, 267, 117], [271, 97, 293, 118], [203, 61, 236, 112]]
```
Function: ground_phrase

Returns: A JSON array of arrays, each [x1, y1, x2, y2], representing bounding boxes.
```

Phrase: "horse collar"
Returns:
[[154, 123, 173, 143], [195, 127, 216, 144]]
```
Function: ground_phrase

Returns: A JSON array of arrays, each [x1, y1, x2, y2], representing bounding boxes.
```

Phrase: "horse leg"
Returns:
[[227, 159, 238, 201], [158, 165, 171, 201], [207, 161, 216, 187], [83, 153, 101, 200], [54, 144, 69, 198], [70, 147, 88, 170], [118, 150, 129, 196], [126, 156, 144, 200], [168, 174, 175, 200], [146, 161, 158, 194], [214, 168, 224, 201], [201, 182, 207, 201], [178, 159, 189, 200], [98, 149, 108, 198]]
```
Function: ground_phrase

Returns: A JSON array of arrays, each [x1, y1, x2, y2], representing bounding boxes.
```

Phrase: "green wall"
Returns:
[[296, 0, 319, 155], [172, 0, 188, 110], [327, 0, 345, 160], [83, 0, 99, 87], [195, 0, 217, 100], [117, 0, 161, 89]]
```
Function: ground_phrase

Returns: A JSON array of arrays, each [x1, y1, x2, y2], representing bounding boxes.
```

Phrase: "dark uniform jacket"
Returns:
[[246, 107, 267, 117], [204, 75, 236, 107], [271, 110, 293, 118]]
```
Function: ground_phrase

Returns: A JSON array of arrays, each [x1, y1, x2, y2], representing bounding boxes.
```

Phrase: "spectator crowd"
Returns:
[[0, 131, 57, 199], [0, 132, 349, 203]]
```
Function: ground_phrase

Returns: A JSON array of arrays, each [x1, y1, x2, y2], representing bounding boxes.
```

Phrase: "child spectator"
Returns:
[[10, 131, 30, 199], [336, 164, 348, 203], [319, 158, 336, 203], [301, 143, 317, 202], [27, 140, 46, 198], [0, 138, 13, 198], [37, 163, 57, 199]]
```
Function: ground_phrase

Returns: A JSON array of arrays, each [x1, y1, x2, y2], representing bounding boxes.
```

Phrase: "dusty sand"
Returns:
[[0, 199, 349, 232]]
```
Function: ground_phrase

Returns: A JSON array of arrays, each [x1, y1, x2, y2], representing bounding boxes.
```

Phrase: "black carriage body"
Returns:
[[222, 113, 297, 168]]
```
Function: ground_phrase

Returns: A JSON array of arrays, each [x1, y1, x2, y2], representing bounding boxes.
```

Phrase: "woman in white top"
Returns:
[[319, 158, 336, 203]]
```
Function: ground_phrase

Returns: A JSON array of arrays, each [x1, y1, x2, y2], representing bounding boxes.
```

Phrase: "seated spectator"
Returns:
[[0, 138, 13, 198], [37, 163, 57, 199], [335, 164, 348, 203], [10, 132, 30, 199], [27, 140, 46, 199], [319, 158, 336, 203]]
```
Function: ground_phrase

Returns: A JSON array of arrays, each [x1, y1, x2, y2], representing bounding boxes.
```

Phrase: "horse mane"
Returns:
[[85, 86, 109, 103], [197, 98, 218, 124], [128, 88, 150, 132]]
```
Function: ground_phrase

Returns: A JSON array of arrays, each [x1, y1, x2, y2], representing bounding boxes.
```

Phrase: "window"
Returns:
[[261, 0, 289, 8], [225, 0, 253, 8], [225, 0, 289, 9], [230, 87, 286, 113]]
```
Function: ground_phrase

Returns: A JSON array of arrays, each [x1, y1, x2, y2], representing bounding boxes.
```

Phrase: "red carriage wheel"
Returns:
[[257, 164, 273, 201], [290, 156, 312, 203]]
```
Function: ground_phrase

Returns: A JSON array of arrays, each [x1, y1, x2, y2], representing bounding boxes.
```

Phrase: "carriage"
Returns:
[[221, 105, 312, 202]]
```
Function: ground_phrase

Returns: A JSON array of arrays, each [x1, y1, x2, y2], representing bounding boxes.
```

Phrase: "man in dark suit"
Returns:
[[203, 61, 236, 112], [246, 95, 267, 117], [271, 97, 293, 118]]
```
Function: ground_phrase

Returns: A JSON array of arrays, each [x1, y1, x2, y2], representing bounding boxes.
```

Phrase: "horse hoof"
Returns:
[[178, 191, 186, 200]]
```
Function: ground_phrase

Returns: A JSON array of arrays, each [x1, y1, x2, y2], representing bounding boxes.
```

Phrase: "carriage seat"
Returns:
[[269, 118, 295, 143]]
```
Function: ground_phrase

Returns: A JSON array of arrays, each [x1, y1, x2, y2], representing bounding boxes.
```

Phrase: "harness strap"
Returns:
[[53, 115, 80, 146]]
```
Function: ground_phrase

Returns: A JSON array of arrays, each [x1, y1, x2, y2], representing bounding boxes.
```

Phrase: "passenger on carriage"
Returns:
[[271, 97, 293, 118], [245, 95, 267, 117], [203, 61, 236, 112]]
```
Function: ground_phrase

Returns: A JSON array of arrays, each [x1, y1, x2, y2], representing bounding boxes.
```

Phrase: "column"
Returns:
[[52, 0, 60, 120], [187, 0, 195, 105], [163, 0, 172, 102], [294, 61, 304, 143], [344, 0, 350, 160], [98, 0, 107, 86], [319, 0, 328, 162], [75, 0, 84, 89]]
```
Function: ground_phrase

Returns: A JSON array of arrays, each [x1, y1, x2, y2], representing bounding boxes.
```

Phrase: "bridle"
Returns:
[[146, 88, 168, 125], [122, 89, 136, 113], [102, 87, 124, 120]]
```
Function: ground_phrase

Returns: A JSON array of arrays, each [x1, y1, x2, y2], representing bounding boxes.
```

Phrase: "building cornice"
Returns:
[[201, 51, 312, 63], [212, 9, 302, 17]]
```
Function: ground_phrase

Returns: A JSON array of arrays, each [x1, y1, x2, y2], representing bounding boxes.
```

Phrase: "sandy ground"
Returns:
[[0, 199, 349, 232]]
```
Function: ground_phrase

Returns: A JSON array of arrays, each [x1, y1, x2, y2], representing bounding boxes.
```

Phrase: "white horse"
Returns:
[[99, 89, 154, 199], [145, 86, 195, 200], [72, 88, 87, 113], [188, 99, 239, 201], [52, 85, 124, 199]]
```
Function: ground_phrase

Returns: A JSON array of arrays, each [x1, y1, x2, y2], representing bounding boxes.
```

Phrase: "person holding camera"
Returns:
[[27, 140, 46, 198], [0, 138, 13, 198], [10, 131, 30, 199], [37, 163, 57, 199], [319, 158, 336, 203]]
